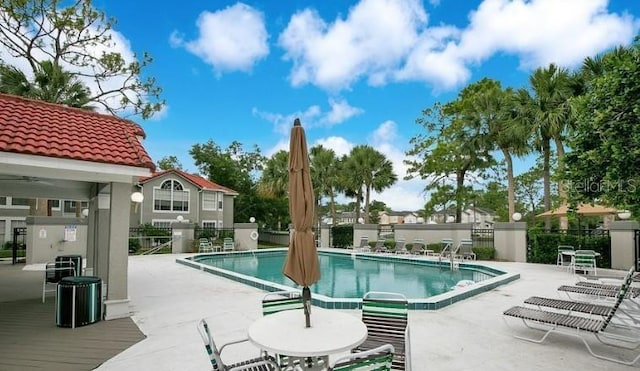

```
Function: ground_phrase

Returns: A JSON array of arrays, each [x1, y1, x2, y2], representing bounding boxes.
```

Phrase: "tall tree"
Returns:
[[156, 155, 183, 171], [406, 94, 495, 222], [310, 145, 340, 226], [190, 140, 265, 223], [565, 40, 640, 216], [0, 0, 164, 118], [514, 64, 572, 230]]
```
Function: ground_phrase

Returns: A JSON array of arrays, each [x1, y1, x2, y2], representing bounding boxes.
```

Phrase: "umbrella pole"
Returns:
[[303, 286, 311, 328]]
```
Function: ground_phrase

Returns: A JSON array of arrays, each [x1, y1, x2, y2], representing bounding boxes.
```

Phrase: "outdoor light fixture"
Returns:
[[130, 192, 144, 203], [446, 215, 455, 223], [249, 216, 256, 223], [512, 212, 522, 222], [81, 208, 89, 217], [358, 217, 364, 224], [618, 210, 632, 220], [176, 215, 184, 222]]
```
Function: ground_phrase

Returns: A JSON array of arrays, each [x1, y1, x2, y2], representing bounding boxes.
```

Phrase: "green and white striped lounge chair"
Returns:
[[197, 319, 280, 371], [352, 291, 411, 370], [329, 344, 394, 371], [503, 269, 640, 366]]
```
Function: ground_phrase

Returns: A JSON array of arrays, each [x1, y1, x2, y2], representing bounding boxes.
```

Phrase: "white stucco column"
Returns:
[[493, 222, 528, 262], [609, 220, 639, 270], [103, 182, 132, 320]]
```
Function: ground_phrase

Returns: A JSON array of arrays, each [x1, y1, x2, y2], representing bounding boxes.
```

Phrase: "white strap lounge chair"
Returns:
[[457, 239, 475, 260], [503, 269, 640, 366]]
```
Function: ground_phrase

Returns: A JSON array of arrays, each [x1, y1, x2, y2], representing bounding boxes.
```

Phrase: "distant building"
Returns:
[[378, 211, 419, 225], [431, 205, 496, 228], [132, 169, 238, 228]]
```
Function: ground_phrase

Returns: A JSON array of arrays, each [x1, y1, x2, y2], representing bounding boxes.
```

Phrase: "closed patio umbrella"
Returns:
[[283, 118, 320, 328]]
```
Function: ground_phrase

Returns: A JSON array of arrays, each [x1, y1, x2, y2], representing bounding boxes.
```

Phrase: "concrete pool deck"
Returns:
[[95, 252, 636, 371]]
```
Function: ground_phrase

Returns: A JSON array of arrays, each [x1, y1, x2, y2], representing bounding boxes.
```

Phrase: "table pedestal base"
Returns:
[[281, 355, 328, 371]]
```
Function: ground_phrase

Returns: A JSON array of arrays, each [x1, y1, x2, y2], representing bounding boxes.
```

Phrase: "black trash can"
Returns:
[[55, 254, 83, 276], [56, 276, 102, 328]]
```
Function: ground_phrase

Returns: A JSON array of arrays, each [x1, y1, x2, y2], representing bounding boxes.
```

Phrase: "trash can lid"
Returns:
[[60, 276, 101, 284]]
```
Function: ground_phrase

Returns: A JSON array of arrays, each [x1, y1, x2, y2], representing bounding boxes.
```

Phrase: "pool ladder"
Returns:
[[438, 238, 460, 271]]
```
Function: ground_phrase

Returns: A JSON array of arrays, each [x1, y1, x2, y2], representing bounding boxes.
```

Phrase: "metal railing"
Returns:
[[471, 228, 494, 248]]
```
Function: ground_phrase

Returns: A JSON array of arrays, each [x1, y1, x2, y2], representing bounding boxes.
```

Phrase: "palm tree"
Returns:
[[341, 145, 397, 224], [257, 150, 289, 198], [310, 145, 340, 226], [515, 64, 572, 230], [0, 60, 94, 109]]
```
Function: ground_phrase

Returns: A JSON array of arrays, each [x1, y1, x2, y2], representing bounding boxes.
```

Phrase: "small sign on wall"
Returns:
[[39, 228, 47, 239], [64, 225, 77, 242]]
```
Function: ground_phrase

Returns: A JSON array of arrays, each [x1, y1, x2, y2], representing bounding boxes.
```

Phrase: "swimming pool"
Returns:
[[177, 249, 519, 310]]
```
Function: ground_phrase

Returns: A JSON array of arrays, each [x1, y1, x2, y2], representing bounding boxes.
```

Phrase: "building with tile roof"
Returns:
[[0, 93, 155, 321], [133, 169, 238, 228]]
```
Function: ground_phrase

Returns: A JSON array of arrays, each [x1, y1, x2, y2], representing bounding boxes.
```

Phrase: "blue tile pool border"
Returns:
[[176, 248, 519, 310]]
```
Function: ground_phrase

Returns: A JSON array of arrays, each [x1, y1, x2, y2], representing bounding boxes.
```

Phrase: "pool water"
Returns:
[[194, 250, 496, 299]]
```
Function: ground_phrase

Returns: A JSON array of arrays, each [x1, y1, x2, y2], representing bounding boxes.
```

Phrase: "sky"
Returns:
[[63, 1, 640, 210]]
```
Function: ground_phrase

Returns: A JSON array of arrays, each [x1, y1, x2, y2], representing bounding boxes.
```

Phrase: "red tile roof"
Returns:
[[140, 169, 238, 194], [0, 93, 155, 171]]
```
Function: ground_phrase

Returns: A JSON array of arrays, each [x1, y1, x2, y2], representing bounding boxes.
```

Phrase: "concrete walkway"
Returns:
[[96, 254, 636, 371]]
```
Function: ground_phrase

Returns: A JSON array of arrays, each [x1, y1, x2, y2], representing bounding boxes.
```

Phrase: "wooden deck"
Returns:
[[0, 262, 146, 370]]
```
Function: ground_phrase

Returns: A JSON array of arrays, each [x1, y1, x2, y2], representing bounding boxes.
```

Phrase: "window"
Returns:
[[63, 200, 88, 213], [0, 197, 6, 206], [202, 221, 216, 229], [152, 220, 172, 228], [51, 200, 60, 210], [11, 198, 29, 206], [202, 193, 216, 211], [218, 192, 223, 210], [153, 179, 189, 212]]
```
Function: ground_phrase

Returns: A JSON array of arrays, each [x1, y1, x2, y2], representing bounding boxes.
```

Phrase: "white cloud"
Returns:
[[279, 0, 639, 91], [279, 0, 427, 90], [174, 3, 269, 74], [253, 98, 363, 135], [313, 136, 354, 157]]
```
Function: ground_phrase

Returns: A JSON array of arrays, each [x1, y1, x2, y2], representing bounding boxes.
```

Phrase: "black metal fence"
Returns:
[[12, 227, 26, 264], [635, 230, 640, 272], [471, 228, 494, 248], [129, 226, 173, 250], [378, 225, 394, 240]]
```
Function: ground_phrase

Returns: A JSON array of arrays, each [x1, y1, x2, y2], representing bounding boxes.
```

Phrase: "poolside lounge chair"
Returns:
[[457, 239, 475, 260], [371, 239, 387, 253], [329, 344, 394, 371], [409, 239, 426, 255], [353, 291, 411, 370], [503, 271, 640, 366], [222, 237, 235, 252], [197, 319, 281, 370], [390, 238, 408, 254], [199, 238, 214, 253], [354, 236, 369, 252]]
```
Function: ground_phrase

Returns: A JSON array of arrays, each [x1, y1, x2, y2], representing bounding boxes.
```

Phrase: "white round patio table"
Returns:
[[248, 307, 367, 369]]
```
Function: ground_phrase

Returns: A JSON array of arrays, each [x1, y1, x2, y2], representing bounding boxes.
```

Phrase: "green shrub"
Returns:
[[331, 225, 353, 248], [426, 243, 442, 253], [128, 238, 141, 254], [527, 229, 611, 268], [473, 247, 495, 260]]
